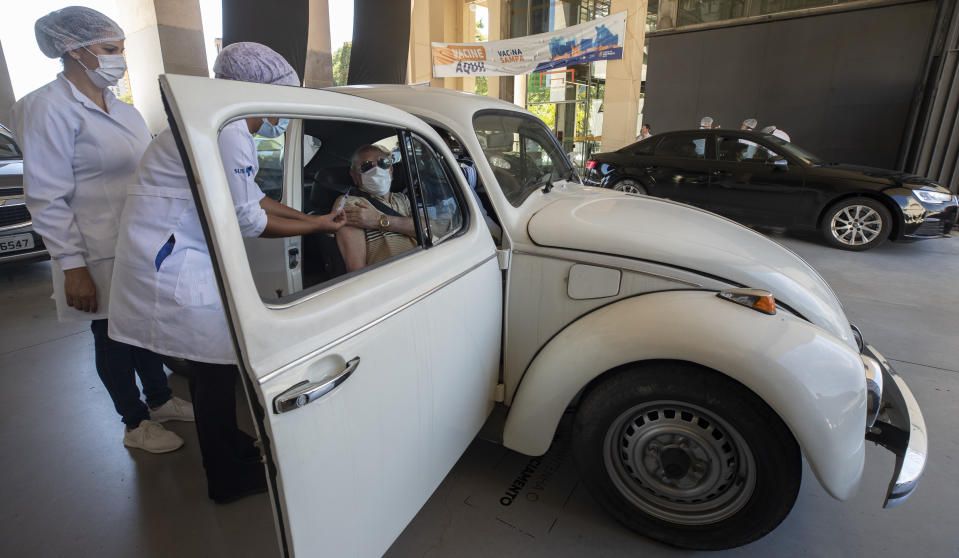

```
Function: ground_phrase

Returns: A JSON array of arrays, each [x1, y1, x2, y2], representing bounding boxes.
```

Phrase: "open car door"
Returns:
[[159, 75, 502, 557]]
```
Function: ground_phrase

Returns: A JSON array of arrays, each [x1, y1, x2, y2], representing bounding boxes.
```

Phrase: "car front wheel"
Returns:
[[821, 197, 892, 251], [612, 178, 647, 195], [572, 362, 801, 550]]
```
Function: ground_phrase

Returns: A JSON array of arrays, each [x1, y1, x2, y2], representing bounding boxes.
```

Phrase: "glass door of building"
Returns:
[[527, 62, 605, 173]]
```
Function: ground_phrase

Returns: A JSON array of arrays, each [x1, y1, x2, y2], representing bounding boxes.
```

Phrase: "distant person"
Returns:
[[638, 123, 652, 141], [11, 6, 192, 454], [742, 118, 758, 131], [762, 125, 791, 142], [699, 116, 714, 129]]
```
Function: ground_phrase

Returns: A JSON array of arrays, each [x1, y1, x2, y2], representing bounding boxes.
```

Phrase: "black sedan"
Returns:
[[585, 130, 958, 251]]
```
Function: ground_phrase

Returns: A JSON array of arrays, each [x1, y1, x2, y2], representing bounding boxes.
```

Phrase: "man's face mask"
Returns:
[[257, 118, 289, 138], [357, 156, 392, 196]]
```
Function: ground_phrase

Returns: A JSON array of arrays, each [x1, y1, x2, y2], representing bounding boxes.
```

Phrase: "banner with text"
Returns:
[[431, 11, 627, 78]]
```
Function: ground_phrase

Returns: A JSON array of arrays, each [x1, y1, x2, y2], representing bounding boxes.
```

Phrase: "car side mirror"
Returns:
[[768, 157, 788, 170]]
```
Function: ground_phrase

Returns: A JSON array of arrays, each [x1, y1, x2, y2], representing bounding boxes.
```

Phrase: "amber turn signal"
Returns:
[[717, 288, 777, 315]]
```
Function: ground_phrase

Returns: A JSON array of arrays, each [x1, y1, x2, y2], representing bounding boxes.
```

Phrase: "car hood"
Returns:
[[816, 163, 941, 189], [527, 188, 857, 350]]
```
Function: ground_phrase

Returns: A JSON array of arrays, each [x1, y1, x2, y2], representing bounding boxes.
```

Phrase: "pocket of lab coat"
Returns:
[[174, 249, 220, 308]]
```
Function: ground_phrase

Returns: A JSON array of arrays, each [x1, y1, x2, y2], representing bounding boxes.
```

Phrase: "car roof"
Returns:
[[657, 129, 779, 140], [326, 85, 538, 141], [328, 84, 527, 116]]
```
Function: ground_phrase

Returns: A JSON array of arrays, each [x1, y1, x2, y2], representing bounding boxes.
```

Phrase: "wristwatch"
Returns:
[[378, 214, 391, 231]]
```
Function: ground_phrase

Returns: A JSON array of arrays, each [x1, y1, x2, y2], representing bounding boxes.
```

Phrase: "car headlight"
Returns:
[[912, 188, 954, 204]]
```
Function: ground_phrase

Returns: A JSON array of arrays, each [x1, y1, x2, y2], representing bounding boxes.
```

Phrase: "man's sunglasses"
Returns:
[[357, 157, 393, 173]]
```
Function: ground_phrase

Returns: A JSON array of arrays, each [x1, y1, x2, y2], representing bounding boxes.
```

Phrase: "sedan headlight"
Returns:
[[912, 188, 954, 204]]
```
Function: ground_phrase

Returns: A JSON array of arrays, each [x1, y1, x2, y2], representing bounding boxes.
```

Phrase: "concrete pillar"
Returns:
[[461, 3, 477, 94], [304, 0, 334, 88], [116, 0, 208, 134], [486, 0, 508, 100], [602, 0, 647, 151], [513, 72, 526, 109], [0, 42, 14, 127], [408, 0, 434, 84], [408, 0, 467, 88]]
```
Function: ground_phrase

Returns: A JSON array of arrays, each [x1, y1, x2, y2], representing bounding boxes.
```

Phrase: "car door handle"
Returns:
[[273, 357, 360, 414]]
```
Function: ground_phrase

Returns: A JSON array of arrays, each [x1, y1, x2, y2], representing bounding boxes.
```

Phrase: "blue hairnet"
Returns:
[[213, 42, 300, 86], [35, 6, 124, 58], [743, 118, 758, 130]]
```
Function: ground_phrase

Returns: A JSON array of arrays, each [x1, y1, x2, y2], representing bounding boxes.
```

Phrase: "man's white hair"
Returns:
[[350, 144, 390, 170]]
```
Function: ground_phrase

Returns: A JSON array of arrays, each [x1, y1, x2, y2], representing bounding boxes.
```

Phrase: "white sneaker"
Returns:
[[150, 396, 195, 423], [123, 420, 184, 454]]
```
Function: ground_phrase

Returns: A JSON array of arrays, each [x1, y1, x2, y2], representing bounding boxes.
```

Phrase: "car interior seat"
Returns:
[[302, 166, 352, 288]]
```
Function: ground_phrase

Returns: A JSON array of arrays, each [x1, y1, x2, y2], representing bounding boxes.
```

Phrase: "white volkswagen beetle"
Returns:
[[159, 75, 925, 556]]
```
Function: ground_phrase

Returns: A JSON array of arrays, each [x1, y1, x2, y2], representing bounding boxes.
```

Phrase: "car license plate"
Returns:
[[0, 233, 35, 253]]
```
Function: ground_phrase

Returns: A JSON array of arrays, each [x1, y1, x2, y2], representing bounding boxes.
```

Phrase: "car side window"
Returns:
[[655, 135, 707, 159], [633, 137, 659, 155], [408, 135, 466, 244], [717, 137, 780, 164], [222, 118, 471, 306], [253, 126, 285, 201]]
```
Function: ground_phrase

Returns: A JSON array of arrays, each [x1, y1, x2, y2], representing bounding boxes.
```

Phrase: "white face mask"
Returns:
[[359, 166, 391, 196], [257, 118, 289, 138], [77, 46, 127, 89]]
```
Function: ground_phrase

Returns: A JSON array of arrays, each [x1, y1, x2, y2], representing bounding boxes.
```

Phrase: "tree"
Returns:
[[332, 42, 352, 86], [474, 9, 488, 96]]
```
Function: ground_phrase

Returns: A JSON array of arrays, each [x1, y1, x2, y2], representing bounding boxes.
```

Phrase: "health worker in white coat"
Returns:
[[109, 42, 346, 504], [10, 6, 192, 455]]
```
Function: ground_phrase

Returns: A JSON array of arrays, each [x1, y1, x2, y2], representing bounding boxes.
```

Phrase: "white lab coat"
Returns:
[[108, 121, 267, 365], [10, 74, 152, 321]]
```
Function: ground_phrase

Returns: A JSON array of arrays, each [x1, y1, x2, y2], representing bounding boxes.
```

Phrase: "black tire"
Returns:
[[820, 197, 892, 251], [612, 178, 647, 195], [572, 362, 801, 550]]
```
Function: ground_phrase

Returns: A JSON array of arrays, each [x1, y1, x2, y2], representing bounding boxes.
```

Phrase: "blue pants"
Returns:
[[91, 320, 171, 429]]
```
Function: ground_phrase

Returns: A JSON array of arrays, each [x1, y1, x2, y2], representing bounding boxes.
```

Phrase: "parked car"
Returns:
[[584, 130, 958, 251], [160, 75, 925, 555], [0, 124, 47, 264]]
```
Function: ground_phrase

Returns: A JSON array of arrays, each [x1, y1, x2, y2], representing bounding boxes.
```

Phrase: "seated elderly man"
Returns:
[[336, 144, 418, 272]]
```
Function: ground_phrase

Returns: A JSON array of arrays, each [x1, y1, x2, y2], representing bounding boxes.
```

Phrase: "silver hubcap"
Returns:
[[614, 181, 643, 194], [830, 205, 882, 246], [603, 401, 756, 525]]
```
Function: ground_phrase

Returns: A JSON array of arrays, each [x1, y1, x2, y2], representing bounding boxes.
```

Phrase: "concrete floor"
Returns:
[[1, 231, 957, 557]]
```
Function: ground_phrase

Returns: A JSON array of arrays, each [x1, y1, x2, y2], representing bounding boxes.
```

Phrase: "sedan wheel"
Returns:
[[612, 179, 647, 195], [572, 363, 801, 550], [822, 197, 891, 251]]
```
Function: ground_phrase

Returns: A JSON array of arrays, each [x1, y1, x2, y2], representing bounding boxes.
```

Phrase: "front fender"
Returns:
[[502, 290, 867, 500]]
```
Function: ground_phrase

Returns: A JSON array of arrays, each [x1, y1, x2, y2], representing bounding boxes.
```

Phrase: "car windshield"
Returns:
[[763, 134, 823, 166], [473, 112, 572, 207]]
